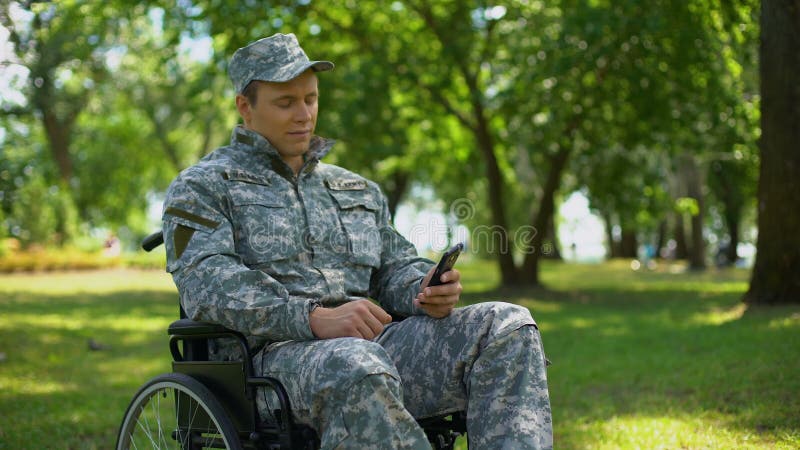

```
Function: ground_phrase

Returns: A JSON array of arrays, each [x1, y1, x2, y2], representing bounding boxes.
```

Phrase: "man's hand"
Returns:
[[309, 299, 392, 340], [414, 267, 463, 319]]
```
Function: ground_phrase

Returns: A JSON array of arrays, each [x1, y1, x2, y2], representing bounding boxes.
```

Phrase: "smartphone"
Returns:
[[428, 242, 464, 287]]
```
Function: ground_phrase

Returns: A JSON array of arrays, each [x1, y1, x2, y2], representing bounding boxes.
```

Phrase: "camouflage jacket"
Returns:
[[162, 126, 433, 352]]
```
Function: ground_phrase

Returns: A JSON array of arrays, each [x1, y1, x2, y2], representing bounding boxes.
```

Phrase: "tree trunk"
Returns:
[[655, 220, 667, 258], [384, 170, 409, 222], [542, 215, 562, 260], [602, 212, 620, 258], [620, 228, 638, 258], [520, 147, 571, 283], [145, 106, 183, 172], [674, 212, 689, 260], [455, 64, 518, 284], [744, 0, 800, 305], [709, 160, 744, 266], [725, 214, 740, 265], [41, 110, 74, 182], [681, 155, 706, 270], [688, 203, 706, 270]]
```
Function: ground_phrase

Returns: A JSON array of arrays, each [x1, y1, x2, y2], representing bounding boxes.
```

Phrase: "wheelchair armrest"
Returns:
[[168, 318, 232, 336], [167, 318, 252, 368]]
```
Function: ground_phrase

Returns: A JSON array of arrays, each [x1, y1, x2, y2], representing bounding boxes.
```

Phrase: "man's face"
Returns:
[[237, 70, 319, 164]]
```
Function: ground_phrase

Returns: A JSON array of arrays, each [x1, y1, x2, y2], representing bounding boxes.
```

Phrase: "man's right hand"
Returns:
[[309, 299, 393, 340]]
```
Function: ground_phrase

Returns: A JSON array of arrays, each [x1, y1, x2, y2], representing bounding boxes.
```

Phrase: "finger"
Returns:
[[349, 326, 366, 340], [423, 297, 458, 310], [425, 304, 453, 318], [363, 311, 386, 337], [355, 320, 376, 340], [420, 266, 436, 290], [424, 283, 462, 299], [419, 298, 453, 318], [440, 268, 461, 284], [366, 301, 393, 324], [430, 294, 459, 307], [418, 293, 454, 305], [418, 293, 437, 305]]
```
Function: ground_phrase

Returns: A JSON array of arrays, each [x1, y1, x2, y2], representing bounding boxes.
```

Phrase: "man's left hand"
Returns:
[[414, 267, 463, 318]]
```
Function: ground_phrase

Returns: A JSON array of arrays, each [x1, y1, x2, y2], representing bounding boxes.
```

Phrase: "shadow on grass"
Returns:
[[0, 289, 178, 448], [461, 282, 800, 447], [2, 268, 798, 448]]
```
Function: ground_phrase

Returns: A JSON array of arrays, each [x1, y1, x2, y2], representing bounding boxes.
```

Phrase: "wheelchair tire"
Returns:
[[116, 372, 243, 450]]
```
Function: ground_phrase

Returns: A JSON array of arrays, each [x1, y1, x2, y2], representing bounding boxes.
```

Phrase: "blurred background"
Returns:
[[1, 1, 799, 448], [0, 0, 769, 278]]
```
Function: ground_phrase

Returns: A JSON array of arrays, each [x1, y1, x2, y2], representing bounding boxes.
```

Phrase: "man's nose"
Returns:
[[294, 103, 313, 122]]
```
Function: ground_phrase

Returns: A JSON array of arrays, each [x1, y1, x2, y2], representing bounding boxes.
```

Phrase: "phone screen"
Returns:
[[428, 243, 464, 286]]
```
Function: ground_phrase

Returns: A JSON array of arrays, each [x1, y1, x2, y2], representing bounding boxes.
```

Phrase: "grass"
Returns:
[[1, 260, 798, 449]]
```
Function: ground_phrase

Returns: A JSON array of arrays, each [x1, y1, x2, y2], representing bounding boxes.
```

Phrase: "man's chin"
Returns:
[[277, 145, 310, 159]]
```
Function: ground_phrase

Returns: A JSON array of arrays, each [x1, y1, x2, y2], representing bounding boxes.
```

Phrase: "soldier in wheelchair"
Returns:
[[117, 33, 552, 449]]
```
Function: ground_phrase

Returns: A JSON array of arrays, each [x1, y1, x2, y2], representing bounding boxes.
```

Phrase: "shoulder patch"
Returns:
[[326, 178, 367, 191], [222, 169, 271, 186]]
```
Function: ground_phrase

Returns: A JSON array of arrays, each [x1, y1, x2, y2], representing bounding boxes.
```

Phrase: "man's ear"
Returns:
[[235, 94, 251, 124]]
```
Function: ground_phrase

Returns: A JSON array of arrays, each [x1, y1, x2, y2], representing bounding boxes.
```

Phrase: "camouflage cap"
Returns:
[[228, 33, 334, 93]]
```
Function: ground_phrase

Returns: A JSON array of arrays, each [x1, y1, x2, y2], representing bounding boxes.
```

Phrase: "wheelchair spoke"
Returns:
[[135, 389, 167, 449], [117, 374, 241, 450], [133, 403, 159, 448], [156, 387, 174, 449]]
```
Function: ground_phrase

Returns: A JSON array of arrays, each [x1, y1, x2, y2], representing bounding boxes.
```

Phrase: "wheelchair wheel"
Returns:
[[117, 372, 242, 450]]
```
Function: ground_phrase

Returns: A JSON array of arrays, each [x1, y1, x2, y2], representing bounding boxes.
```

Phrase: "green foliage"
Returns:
[[0, 206, 6, 254], [11, 173, 58, 246], [0, 0, 762, 275], [675, 197, 700, 216]]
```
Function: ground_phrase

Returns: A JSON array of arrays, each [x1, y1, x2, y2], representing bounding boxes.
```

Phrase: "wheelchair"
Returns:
[[115, 231, 467, 449]]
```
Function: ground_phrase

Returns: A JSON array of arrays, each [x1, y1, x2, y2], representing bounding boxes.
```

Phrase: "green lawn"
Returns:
[[1, 261, 798, 449]]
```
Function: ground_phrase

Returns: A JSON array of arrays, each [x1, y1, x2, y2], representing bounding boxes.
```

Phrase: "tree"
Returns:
[[744, 0, 800, 305], [187, 0, 762, 285], [0, 1, 118, 243], [0, 1, 228, 240]]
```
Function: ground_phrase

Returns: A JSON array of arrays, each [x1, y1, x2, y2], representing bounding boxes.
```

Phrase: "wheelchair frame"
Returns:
[[115, 231, 466, 449]]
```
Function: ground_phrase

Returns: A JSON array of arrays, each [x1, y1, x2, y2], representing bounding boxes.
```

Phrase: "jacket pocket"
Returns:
[[328, 189, 382, 268], [228, 181, 300, 264]]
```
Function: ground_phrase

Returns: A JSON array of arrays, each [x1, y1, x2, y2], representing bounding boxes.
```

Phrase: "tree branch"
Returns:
[[0, 105, 32, 116]]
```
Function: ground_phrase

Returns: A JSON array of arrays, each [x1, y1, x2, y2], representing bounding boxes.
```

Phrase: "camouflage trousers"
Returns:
[[253, 301, 553, 449]]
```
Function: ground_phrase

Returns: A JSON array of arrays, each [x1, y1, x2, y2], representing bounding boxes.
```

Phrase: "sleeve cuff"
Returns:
[[287, 296, 320, 341]]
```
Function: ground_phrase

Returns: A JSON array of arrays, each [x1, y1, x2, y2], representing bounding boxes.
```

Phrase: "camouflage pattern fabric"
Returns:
[[254, 338, 431, 449], [162, 125, 552, 448], [163, 126, 432, 354], [255, 302, 552, 449], [228, 33, 334, 93]]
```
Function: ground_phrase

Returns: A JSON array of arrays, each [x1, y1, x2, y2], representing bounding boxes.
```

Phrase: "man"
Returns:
[[162, 33, 552, 449]]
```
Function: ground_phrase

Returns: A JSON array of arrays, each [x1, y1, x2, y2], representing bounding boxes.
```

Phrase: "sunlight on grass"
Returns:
[[567, 413, 800, 450], [0, 375, 77, 395], [767, 312, 800, 329], [3, 312, 171, 336], [0, 262, 797, 449], [688, 302, 748, 326], [523, 301, 563, 314], [0, 269, 176, 294]]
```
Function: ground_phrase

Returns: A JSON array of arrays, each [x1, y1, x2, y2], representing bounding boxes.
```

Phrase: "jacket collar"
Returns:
[[230, 126, 335, 166]]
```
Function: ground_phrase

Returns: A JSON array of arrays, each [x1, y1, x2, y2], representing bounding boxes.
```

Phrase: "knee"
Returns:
[[471, 301, 536, 337]]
